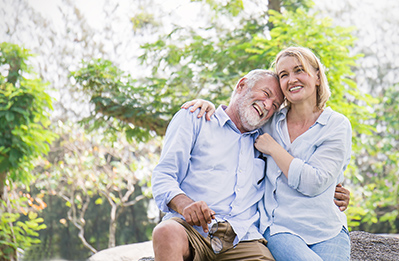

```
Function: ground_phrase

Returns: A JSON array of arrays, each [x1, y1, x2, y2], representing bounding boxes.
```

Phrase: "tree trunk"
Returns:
[[268, 0, 281, 13], [108, 204, 118, 248], [267, 0, 282, 29], [0, 171, 7, 201], [64, 193, 97, 254]]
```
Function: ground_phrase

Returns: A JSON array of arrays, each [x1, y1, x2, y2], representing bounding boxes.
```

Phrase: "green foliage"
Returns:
[[0, 197, 46, 259], [0, 42, 57, 184], [71, 59, 175, 140], [0, 42, 30, 85], [347, 84, 399, 233], [280, 0, 314, 12], [192, 0, 244, 16], [131, 12, 158, 32], [0, 42, 55, 260]]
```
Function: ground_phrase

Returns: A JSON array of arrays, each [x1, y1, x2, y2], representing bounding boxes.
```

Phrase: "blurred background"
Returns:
[[0, 0, 398, 260]]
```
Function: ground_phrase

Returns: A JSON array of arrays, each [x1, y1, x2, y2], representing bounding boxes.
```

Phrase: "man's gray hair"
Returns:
[[243, 69, 279, 89], [230, 69, 278, 101]]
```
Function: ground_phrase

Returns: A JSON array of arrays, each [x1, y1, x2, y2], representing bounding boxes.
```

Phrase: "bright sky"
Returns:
[[29, 0, 201, 29]]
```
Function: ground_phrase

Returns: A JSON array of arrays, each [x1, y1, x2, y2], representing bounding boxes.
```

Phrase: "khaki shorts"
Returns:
[[171, 217, 274, 261]]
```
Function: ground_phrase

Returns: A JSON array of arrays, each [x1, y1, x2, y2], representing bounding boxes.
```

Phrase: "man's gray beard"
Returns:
[[237, 92, 268, 131]]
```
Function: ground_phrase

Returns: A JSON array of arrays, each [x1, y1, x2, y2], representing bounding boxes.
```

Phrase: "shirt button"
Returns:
[[237, 188, 241, 192]]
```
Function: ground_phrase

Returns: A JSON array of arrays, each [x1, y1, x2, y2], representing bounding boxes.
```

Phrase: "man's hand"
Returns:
[[334, 184, 350, 211], [168, 194, 214, 233], [182, 201, 214, 233]]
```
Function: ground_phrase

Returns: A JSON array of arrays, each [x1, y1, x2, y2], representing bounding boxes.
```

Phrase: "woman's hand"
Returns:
[[255, 133, 293, 178], [181, 99, 216, 121], [334, 184, 350, 211], [254, 133, 279, 155]]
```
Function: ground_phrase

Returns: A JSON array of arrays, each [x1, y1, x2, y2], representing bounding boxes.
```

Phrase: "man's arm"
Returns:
[[168, 194, 214, 233], [152, 110, 196, 213], [334, 184, 350, 211], [152, 109, 215, 233]]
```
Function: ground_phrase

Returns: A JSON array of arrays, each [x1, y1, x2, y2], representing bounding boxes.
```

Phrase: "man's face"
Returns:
[[236, 76, 283, 132]]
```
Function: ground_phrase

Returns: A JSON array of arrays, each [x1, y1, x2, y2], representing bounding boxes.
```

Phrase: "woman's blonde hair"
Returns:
[[273, 46, 330, 111]]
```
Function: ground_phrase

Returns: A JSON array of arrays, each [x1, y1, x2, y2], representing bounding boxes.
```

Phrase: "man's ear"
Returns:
[[236, 77, 247, 93]]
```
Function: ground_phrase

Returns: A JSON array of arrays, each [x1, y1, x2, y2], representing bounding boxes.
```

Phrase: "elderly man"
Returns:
[[152, 69, 283, 261]]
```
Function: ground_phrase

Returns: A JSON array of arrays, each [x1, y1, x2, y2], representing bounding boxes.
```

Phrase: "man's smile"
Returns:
[[252, 103, 265, 117]]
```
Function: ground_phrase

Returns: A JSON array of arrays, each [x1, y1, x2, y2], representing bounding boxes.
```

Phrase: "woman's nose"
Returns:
[[288, 75, 297, 85]]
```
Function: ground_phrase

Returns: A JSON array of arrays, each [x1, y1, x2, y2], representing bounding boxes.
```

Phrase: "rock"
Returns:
[[350, 231, 399, 261], [88, 231, 399, 261], [87, 241, 153, 261]]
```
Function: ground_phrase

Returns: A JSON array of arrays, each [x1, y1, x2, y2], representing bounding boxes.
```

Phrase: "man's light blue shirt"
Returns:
[[152, 105, 266, 245], [258, 107, 352, 244]]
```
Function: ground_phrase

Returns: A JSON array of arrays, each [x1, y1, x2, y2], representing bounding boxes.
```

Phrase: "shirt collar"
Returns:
[[316, 107, 332, 125], [215, 105, 230, 126], [277, 106, 333, 126], [215, 105, 260, 135]]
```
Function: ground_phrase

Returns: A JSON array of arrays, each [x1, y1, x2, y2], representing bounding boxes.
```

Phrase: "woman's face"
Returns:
[[276, 55, 320, 107]]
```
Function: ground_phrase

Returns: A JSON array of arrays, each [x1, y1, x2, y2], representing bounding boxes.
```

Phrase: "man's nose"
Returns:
[[263, 99, 272, 110]]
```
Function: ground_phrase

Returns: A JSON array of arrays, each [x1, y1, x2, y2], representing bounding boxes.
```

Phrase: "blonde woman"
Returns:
[[254, 47, 351, 260]]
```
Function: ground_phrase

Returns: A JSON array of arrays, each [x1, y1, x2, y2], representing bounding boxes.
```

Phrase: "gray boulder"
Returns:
[[88, 241, 153, 261], [350, 231, 399, 261], [88, 231, 399, 261]]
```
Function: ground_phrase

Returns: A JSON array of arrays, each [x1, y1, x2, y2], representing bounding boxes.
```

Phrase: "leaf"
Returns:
[[95, 197, 103, 205]]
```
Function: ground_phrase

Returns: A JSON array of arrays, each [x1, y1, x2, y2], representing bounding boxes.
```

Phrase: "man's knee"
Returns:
[[153, 220, 187, 244], [152, 220, 191, 260]]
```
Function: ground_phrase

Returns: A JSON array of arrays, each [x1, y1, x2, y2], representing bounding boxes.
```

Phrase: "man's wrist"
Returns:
[[168, 193, 193, 215]]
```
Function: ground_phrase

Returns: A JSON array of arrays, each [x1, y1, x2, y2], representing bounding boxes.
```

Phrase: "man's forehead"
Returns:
[[259, 75, 278, 87], [260, 77, 280, 94], [265, 82, 284, 104]]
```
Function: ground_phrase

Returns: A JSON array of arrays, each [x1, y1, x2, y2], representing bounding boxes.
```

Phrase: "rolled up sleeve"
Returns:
[[287, 116, 352, 196], [151, 109, 198, 213]]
